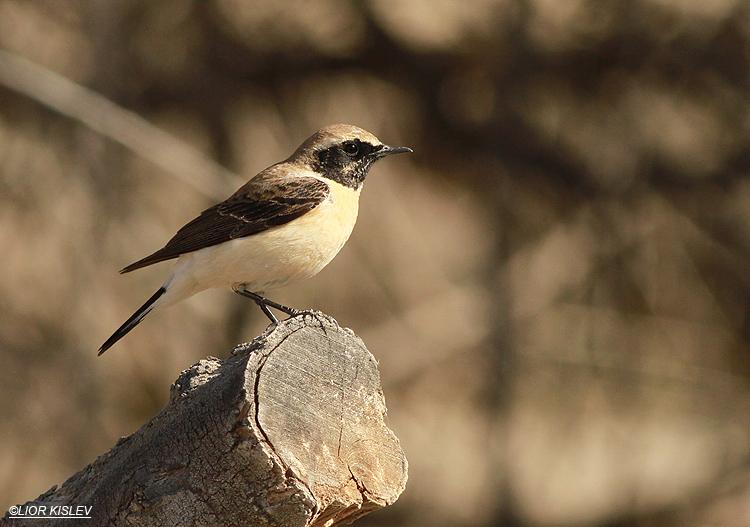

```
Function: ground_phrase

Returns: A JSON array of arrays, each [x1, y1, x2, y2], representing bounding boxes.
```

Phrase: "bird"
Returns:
[[98, 124, 412, 355]]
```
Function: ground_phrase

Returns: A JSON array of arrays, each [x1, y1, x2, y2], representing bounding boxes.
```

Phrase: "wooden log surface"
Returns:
[[3, 312, 407, 527]]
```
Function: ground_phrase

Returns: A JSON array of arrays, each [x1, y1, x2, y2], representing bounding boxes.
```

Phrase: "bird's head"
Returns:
[[289, 124, 412, 189]]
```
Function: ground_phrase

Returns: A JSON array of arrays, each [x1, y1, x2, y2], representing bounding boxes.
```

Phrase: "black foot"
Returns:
[[301, 310, 329, 335], [233, 286, 300, 324]]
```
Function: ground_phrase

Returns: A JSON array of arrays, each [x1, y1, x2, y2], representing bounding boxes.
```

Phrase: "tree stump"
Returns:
[[3, 313, 407, 527]]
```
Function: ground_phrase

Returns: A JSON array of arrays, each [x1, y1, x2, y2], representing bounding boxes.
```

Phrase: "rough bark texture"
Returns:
[[3, 312, 407, 527]]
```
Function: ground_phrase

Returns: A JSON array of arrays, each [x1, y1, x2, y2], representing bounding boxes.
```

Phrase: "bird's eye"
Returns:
[[342, 141, 359, 156]]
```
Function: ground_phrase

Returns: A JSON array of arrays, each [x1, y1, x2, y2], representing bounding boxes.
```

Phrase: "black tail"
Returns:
[[98, 287, 166, 355]]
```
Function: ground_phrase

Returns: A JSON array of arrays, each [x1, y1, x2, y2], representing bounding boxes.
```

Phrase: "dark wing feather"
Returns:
[[120, 176, 329, 273]]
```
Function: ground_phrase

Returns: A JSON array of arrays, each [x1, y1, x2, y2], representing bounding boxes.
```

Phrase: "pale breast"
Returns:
[[166, 178, 362, 298]]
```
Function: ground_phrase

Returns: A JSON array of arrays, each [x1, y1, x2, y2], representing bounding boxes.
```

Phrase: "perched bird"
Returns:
[[98, 124, 411, 355]]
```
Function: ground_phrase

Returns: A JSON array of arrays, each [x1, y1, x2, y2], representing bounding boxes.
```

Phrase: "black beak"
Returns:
[[376, 145, 413, 158]]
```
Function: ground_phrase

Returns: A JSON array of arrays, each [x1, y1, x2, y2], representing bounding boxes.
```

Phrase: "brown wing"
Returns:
[[120, 176, 330, 273]]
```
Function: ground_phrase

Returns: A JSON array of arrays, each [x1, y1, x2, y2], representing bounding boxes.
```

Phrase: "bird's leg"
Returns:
[[232, 286, 329, 335], [255, 298, 279, 324], [232, 286, 300, 323], [255, 295, 301, 317]]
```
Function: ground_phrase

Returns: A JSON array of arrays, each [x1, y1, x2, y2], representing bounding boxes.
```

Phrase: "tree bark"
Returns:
[[3, 313, 407, 527]]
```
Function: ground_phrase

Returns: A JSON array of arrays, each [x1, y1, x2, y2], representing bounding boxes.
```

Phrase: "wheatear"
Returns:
[[98, 124, 411, 354]]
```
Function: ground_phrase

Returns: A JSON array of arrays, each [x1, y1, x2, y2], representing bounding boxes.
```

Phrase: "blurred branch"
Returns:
[[0, 48, 241, 200], [3, 314, 407, 526]]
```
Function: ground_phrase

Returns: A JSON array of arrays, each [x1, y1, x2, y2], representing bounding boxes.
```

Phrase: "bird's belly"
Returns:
[[176, 185, 360, 294]]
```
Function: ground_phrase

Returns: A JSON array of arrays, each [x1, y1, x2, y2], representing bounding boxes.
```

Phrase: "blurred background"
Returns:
[[2, 0, 750, 525]]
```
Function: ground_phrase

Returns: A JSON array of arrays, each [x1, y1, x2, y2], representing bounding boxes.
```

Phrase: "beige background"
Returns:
[[2, 1, 750, 526]]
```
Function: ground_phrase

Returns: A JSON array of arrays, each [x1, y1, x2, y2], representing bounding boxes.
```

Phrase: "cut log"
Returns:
[[3, 312, 407, 527]]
